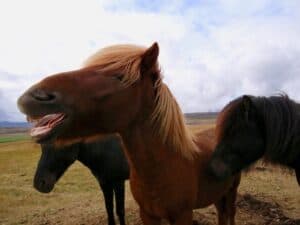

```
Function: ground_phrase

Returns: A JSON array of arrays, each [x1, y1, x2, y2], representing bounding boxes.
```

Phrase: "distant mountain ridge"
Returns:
[[0, 121, 30, 128]]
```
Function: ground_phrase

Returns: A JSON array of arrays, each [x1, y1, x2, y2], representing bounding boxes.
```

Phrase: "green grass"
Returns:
[[0, 134, 30, 143]]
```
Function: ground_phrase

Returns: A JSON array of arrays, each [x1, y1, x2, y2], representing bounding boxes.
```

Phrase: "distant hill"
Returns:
[[0, 121, 30, 128], [185, 112, 218, 120], [184, 112, 218, 125]]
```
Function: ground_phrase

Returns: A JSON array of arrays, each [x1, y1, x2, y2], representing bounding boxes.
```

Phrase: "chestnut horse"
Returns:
[[18, 43, 241, 225], [208, 95, 300, 185]]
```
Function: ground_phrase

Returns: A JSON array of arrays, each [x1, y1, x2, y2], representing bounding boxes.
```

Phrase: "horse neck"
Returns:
[[120, 120, 186, 181], [77, 144, 103, 172]]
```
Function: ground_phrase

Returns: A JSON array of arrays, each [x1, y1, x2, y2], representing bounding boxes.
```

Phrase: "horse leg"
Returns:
[[228, 176, 240, 225], [100, 182, 115, 225], [215, 197, 228, 225], [169, 210, 193, 225], [140, 209, 161, 225], [215, 175, 241, 225], [114, 181, 126, 225], [228, 192, 237, 225]]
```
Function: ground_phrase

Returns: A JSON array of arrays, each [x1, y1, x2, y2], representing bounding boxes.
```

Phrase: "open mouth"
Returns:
[[27, 113, 66, 141]]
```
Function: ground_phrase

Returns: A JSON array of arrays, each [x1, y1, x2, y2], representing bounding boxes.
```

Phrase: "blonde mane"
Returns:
[[83, 45, 144, 87], [83, 44, 200, 159], [151, 79, 200, 159]]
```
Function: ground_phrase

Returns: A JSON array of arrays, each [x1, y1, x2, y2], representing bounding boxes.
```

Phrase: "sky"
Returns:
[[0, 0, 300, 121]]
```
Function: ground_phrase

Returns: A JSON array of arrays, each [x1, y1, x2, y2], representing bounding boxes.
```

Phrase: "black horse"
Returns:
[[34, 135, 130, 225], [208, 95, 300, 185]]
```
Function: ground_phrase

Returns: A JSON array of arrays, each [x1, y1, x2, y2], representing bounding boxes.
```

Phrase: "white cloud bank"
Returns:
[[0, 0, 300, 121]]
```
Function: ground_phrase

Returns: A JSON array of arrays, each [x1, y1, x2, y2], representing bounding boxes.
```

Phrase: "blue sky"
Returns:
[[0, 0, 300, 121]]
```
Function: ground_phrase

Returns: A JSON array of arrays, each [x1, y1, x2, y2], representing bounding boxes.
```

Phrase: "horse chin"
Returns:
[[35, 184, 54, 193], [34, 176, 56, 193], [52, 131, 113, 148]]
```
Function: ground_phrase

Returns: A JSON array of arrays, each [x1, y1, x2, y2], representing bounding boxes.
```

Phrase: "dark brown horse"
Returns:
[[208, 95, 300, 185], [18, 43, 241, 225], [34, 136, 129, 225]]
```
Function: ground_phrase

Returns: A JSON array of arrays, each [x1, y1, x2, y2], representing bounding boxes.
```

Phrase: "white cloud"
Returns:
[[0, 0, 300, 121]]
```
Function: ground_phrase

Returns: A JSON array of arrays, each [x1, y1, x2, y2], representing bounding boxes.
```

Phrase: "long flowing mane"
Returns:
[[217, 95, 300, 165], [82, 45, 199, 159]]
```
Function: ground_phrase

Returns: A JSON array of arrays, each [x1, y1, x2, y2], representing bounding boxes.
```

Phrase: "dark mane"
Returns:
[[217, 94, 300, 166], [253, 95, 299, 165]]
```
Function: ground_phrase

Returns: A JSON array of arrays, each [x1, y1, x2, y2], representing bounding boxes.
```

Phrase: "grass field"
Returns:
[[0, 134, 30, 143], [0, 124, 299, 225]]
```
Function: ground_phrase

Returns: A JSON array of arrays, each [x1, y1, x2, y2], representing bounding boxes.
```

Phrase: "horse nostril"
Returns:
[[41, 179, 46, 186], [31, 89, 56, 101]]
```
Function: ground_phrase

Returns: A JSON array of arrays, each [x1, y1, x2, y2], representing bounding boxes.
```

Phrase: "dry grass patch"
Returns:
[[0, 122, 299, 225]]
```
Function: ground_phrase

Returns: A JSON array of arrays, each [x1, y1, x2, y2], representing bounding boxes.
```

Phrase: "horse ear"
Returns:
[[141, 42, 159, 72]]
